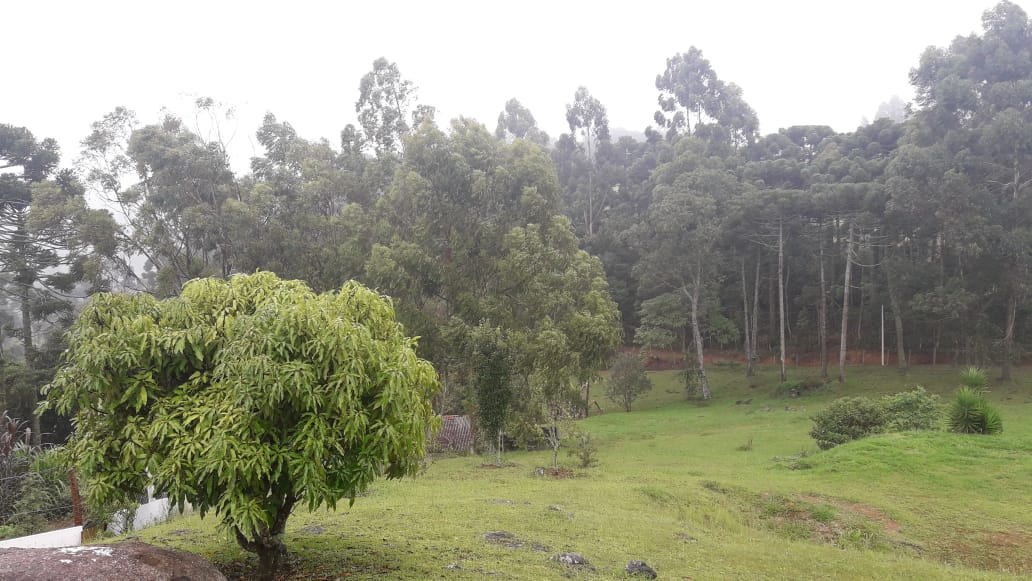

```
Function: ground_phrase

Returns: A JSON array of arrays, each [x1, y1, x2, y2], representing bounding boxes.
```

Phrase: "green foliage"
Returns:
[[683, 365, 703, 400], [947, 387, 1003, 435], [471, 326, 512, 463], [773, 380, 801, 397], [959, 367, 987, 390], [9, 445, 71, 536], [809, 505, 836, 524], [809, 397, 887, 450], [811, 387, 946, 449], [565, 424, 599, 468], [605, 353, 653, 412], [43, 272, 439, 577], [881, 387, 942, 432]]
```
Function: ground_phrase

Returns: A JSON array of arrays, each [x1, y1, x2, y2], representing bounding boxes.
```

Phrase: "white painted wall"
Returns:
[[0, 526, 82, 549]]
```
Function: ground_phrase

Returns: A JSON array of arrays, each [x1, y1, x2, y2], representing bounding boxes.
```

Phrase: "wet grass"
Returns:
[[126, 364, 1032, 579]]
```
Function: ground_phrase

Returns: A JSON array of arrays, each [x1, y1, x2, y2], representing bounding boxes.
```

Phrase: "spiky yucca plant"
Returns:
[[959, 367, 987, 390], [947, 386, 1002, 435]]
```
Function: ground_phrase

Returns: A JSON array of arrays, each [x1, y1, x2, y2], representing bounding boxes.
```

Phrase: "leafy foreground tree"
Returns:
[[43, 272, 439, 579]]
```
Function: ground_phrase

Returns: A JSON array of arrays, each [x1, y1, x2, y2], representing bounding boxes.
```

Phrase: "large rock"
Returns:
[[0, 541, 225, 581], [625, 559, 658, 578]]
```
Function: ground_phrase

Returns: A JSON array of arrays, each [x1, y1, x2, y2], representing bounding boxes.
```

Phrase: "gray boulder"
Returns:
[[626, 559, 658, 578], [550, 552, 591, 568], [0, 541, 225, 581]]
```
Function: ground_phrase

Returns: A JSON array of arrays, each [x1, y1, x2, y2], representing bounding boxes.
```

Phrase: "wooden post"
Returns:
[[881, 305, 885, 367], [68, 468, 83, 527]]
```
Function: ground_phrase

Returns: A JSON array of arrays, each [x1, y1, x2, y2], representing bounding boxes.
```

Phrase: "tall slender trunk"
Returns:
[[854, 264, 862, 363], [742, 260, 754, 377], [582, 380, 590, 418], [932, 322, 941, 365], [686, 271, 711, 399], [818, 227, 828, 379], [885, 265, 907, 371], [839, 222, 854, 383], [752, 259, 761, 364], [767, 275, 775, 353], [497, 429, 503, 466], [778, 220, 787, 382], [1002, 288, 1017, 380], [20, 284, 40, 446]]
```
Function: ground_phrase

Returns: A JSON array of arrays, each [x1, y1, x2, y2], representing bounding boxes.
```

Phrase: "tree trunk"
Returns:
[[686, 280, 711, 399], [818, 228, 828, 380], [496, 428, 504, 466], [885, 267, 907, 371], [856, 261, 865, 365], [742, 260, 754, 377], [752, 259, 761, 364], [894, 308, 906, 370], [19, 283, 41, 447], [778, 220, 787, 382], [767, 274, 775, 353], [235, 494, 296, 581], [932, 323, 940, 365], [839, 222, 854, 383], [1002, 288, 1017, 380]]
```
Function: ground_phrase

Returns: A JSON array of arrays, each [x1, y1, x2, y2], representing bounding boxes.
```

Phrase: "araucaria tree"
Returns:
[[43, 272, 439, 580]]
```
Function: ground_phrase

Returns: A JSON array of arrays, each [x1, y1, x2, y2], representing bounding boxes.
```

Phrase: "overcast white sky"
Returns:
[[2, 0, 1015, 171]]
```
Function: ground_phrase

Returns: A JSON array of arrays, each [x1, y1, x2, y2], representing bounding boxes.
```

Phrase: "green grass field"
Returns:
[[129, 364, 1032, 579]]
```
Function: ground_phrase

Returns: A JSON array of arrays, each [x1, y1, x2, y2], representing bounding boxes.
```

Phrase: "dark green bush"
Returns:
[[773, 381, 802, 398], [947, 387, 1003, 434], [811, 387, 946, 450], [881, 387, 942, 432], [605, 353, 653, 412], [809, 397, 888, 450]]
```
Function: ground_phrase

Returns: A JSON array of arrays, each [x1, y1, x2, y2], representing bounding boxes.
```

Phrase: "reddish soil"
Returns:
[[796, 494, 901, 536], [946, 529, 1032, 574]]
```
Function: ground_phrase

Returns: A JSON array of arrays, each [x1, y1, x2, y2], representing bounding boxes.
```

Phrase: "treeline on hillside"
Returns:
[[1, 2, 1030, 445]]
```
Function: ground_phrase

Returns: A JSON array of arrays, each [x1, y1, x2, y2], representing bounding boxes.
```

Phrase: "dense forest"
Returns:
[[2, 1, 1031, 445]]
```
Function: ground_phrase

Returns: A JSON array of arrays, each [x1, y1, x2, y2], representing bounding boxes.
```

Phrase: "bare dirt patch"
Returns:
[[945, 528, 1032, 574], [796, 494, 901, 536]]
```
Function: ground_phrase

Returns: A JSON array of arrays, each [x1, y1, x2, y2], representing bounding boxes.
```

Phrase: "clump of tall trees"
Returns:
[[2, 2, 1029, 450]]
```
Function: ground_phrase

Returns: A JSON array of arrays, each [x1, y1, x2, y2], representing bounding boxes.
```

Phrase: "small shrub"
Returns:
[[959, 367, 987, 390], [774, 381, 802, 398], [839, 520, 886, 551], [774, 378, 826, 398], [760, 494, 797, 518], [809, 397, 887, 450], [881, 387, 942, 432], [684, 365, 703, 400], [809, 505, 836, 524], [701, 480, 726, 493], [605, 353, 653, 412], [8, 445, 72, 536], [947, 387, 1003, 434], [565, 425, 599, 468]]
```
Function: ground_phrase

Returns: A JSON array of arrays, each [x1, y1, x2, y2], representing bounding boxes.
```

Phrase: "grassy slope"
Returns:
[[132, 364, 1032, 580]]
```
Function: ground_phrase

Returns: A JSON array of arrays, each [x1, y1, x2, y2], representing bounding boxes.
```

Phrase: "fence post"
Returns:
[[68, 468, 83, 527]]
